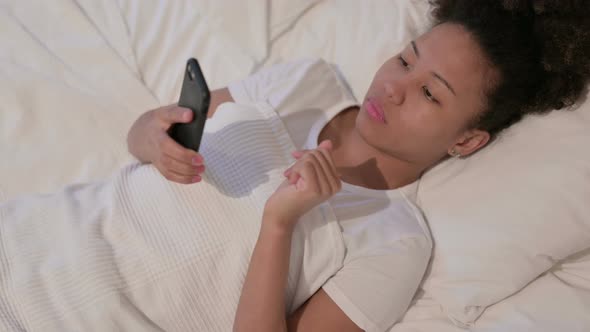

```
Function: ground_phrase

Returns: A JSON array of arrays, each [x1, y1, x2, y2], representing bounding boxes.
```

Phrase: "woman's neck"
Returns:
[[328, 108, 425, 190]]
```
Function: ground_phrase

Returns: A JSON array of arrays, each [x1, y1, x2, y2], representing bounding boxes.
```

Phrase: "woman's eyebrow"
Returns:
[[411, 40, 420, 57], [433, 72, 456, 96], [412, 40, 456, 96]]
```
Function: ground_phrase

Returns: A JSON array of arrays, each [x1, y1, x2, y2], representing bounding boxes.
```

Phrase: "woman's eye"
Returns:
[[422, 86, 438, 103], [399, 56, 409, 68]]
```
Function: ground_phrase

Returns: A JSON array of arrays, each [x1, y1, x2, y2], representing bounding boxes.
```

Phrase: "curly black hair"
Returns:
[[430, 0, 590, 138]]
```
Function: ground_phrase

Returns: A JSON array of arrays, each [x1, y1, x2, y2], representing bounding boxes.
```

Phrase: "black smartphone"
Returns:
[[168, 58, 211, 152]]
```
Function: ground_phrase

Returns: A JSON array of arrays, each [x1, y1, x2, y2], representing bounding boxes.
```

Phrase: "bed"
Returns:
[[1, 1, 589, 331]]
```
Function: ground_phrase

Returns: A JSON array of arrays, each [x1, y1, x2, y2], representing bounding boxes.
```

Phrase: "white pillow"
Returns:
[[552, 248, 590, 297], [266, 0, 590, 327], [117, 0, 267, 101], [417, 98, 590, 326], [262, 0, 432, 100], [471, 260, 590, 331], [117, 0, 322, 103], [270, 0, 322, 41]]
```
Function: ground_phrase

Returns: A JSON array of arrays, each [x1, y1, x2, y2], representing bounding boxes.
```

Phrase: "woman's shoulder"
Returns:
[[334, 184, 433, 264]]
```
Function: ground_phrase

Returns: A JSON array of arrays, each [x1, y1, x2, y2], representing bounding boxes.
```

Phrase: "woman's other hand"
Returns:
[[264, 140, 342, 230], [127, 104, 205, 184]]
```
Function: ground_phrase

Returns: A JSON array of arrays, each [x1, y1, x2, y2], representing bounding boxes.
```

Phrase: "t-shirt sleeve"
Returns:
[[321, 236, 431, 332], [227, 58, 356, 110]]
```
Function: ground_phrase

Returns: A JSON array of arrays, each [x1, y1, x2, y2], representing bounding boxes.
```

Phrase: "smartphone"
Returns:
[[168, 58, 211, 152]]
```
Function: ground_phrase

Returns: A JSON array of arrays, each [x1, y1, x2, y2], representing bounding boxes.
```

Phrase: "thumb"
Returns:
[[288, 171, 301, 185], [160, 106, 193, 124]]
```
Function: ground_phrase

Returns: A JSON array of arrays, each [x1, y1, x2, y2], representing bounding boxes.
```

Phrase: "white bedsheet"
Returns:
[[1, 1, 588, 331], [0, 0, 265, 201]]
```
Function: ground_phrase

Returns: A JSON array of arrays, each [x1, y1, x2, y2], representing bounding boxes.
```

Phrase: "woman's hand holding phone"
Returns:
[[127, 104, 206, 184]]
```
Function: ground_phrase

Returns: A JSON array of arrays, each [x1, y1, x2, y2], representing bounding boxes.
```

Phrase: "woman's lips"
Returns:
[[365, 98, 386, 123]]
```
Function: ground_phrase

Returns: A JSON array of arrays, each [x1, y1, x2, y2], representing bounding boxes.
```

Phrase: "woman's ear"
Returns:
[[448, 129, 490, 157]]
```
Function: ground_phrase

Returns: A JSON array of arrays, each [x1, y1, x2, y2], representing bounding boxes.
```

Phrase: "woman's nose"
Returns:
[[384, 80, 405, 105]]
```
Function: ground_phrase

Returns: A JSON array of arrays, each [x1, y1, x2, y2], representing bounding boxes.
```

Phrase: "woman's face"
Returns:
[[357, 23, 495, 166]]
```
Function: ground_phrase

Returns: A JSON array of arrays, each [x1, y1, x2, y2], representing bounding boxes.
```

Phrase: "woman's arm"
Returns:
[[207, 87, 233, 118], [233, 141, 362, 332], [233, 215, 294, 332], [234, 215, 363, 332]]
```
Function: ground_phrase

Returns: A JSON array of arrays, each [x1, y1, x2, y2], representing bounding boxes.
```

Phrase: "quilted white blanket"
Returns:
[[0, 102, 345, 331]]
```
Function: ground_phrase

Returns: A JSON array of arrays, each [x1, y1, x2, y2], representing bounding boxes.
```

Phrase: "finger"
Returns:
[[311, 148, 341, 193], [160, 167, 202, 184], [286, 149, 329, 186], [297, 160, 322, 193], [307, 151, 338, 194], [283, 157, 301, 177], [294, 138, 333, 157], [287, 161, 304, 185], [159, 133, 204, 165], [160, 154, 205, 176], [291, 156, 327, 194], [158, 105, 193, 125], [315, 140, 339, 174], [302, 153, 331, 195], [292, 150, 306, 159], [287, 170, 300, 185]]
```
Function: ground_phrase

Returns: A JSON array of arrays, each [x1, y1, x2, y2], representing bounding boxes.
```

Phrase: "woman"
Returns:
[[2, 1, 589, 331]]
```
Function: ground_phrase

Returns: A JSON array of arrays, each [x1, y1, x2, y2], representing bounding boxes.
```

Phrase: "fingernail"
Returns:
[[192, 156, 202, 165], [183, 110, 192, 121], [196, 165, 205, 173], [193, 175, 201, 183]]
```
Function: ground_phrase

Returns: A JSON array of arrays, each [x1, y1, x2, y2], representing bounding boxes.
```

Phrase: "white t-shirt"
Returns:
[[228, 58, 432, 332]]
